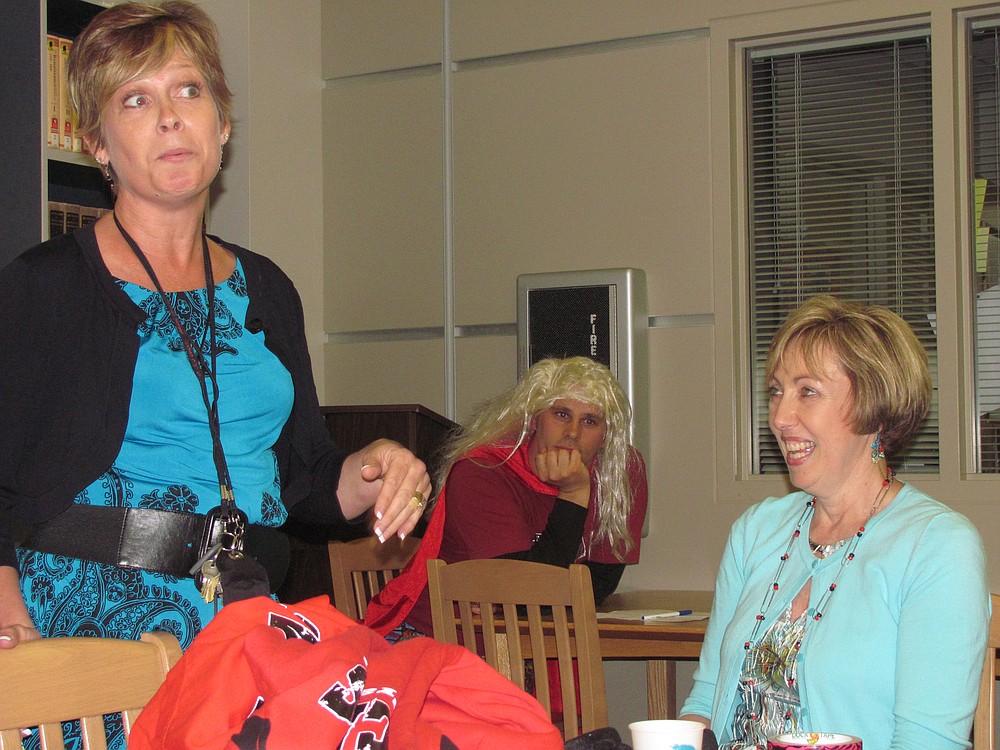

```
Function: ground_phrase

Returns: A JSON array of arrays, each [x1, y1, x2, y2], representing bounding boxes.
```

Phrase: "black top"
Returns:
[[0, 224, 350, 569], [498, 500, 625, 604]]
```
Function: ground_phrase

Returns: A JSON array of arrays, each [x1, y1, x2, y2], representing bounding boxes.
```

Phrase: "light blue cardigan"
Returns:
[[681, 484, 990, 750]]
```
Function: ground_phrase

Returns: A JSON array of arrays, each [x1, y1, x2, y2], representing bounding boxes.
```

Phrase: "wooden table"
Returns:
[[596, 589, 712, 720]]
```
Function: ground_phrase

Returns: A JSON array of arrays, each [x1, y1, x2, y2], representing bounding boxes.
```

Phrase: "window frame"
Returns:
[[710, 0, 1000, 508], [965, 14, 1000, 472], [746, 29, 938, 476]]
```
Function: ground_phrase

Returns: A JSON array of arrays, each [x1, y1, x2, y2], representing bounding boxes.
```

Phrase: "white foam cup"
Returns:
[[628, 719, 704, 750]]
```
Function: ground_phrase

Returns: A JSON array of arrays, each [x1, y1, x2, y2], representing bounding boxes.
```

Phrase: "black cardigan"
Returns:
[[0, 225, 350, 569]]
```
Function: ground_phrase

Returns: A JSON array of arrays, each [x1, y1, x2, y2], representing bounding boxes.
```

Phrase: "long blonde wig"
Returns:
[[436, 356, 638, 560]]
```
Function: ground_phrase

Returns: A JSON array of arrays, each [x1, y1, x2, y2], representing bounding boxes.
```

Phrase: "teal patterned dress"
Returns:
[[17, 260, 293, 749]]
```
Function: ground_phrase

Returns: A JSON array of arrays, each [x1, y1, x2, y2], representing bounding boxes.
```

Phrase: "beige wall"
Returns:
[[203, 0, 327, 400], [206, 0, 1000, 737]]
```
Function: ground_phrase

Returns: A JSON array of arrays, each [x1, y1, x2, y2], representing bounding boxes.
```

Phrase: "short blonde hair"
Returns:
[[68, 0, 232, 151], [437, 356, 639, 560], [765, 295, 931, 453]]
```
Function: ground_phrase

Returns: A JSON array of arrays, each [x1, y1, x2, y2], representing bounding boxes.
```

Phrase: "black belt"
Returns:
[[22, 505, 290, 594]]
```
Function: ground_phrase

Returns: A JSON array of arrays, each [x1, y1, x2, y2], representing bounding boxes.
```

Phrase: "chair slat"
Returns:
[[122, 706, 142, 740], [38, 724, 66, 750], [457, 601, 476, 651], [552, 605, 581, 736], [502, 603, 525, 687], [482, 602, 500, 669], [0, 727, 25, 750], [81, 714, 110, 750]]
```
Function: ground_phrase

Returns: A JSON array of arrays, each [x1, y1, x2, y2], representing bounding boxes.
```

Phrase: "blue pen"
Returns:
[[642, 609, 693, 621]]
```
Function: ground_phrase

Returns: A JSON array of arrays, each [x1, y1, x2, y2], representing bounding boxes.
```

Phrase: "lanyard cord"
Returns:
[[113, 213, 236, 514]]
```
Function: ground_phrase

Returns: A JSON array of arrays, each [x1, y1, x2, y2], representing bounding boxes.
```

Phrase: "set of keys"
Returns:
[[191, 509, 249, 606], [191, 542, 223, 604]]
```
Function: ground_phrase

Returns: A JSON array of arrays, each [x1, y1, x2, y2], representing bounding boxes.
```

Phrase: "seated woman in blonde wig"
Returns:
[[363, 356, 648, 640]]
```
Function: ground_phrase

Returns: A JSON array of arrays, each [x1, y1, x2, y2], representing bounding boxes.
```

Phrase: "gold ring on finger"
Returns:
[[408, 490, 426, 510]]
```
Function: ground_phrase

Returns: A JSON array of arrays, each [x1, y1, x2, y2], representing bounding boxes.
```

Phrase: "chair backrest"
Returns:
[[974, 593, 1000, 750], [426, 557, 608, 741], [0, 631, 182, 750], [328, 535, 421, 620]]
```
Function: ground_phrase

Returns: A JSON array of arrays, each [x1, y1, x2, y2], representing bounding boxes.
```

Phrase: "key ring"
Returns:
[[219, 512, 246, 558]]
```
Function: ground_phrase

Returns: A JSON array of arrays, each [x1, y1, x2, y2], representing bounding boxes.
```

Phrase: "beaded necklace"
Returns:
[[744, 467, 895, 652]]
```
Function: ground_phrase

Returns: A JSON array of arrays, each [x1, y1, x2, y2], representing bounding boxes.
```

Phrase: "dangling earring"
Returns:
[[871, 432, 885, 463], [98, 159, 115, 192], [219, 132, 229, 172]]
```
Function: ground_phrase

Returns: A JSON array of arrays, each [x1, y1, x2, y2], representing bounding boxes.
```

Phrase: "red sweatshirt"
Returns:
[[129, 596, 563, 750]]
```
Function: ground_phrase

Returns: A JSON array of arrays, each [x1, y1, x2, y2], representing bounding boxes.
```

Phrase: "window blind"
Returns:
[[969, 24, 1000, 473], [747, 33, 938, 474]]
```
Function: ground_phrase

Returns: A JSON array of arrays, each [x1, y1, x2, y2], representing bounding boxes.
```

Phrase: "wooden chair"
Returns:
[[974, 593, 1000, 750], [328, 535, 421, 620], [0, 631, 182, 750], [426, 557, 607, 741]]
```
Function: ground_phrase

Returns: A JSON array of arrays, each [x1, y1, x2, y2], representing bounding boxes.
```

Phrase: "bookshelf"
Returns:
[[0, 0, 113, 269]]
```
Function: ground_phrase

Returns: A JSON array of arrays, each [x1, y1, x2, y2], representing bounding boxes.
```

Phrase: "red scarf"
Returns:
[[363, 443, 556, 635]]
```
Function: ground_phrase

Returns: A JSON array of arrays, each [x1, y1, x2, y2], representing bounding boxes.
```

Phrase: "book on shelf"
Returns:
[[49, 202, 66, 239], [59, 38, 80, 152], [47, 36, 60, 149], [63, 204, 81, 234], [49, 202, 111, 240], [46, 36, 85, 153], [72, 61, 85, 153], [79, 205, 101, 226]]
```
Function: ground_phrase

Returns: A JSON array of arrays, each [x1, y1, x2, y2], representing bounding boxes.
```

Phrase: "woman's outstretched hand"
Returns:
[[338, 439, 432, 542]]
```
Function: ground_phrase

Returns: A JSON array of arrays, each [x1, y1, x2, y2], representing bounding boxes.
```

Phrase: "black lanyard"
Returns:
[[113, 213, 237, 516]]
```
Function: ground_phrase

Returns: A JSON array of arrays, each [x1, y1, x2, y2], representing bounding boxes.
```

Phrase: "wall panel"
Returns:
[[620, 324, 735, 593], [453, 37, 712, 325], [324, 339, 446, 413], [322, 0, 442, 78], [323, 74, 445, 333], [454, 335, 519, 423]]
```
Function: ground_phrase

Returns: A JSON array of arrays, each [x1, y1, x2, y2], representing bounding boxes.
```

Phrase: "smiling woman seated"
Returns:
[[679, 295, 990, 750]]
